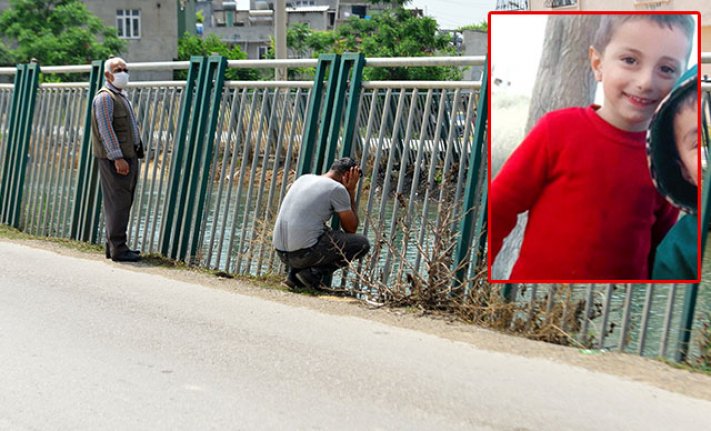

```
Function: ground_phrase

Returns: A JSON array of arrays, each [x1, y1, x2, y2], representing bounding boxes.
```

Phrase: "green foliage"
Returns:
[[0, 0, 125, 67], [0, 41, 13, 66], [196, 9, 205, 24], [176, 33, 260, 80], [459, 20, 488, 32], [284, 8, 461, 81]]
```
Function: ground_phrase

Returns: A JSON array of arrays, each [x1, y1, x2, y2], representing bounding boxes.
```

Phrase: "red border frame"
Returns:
[[487, 10, 703, 284]]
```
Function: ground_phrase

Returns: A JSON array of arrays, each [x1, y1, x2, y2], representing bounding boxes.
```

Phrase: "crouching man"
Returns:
[[273, 157, 370, 289]]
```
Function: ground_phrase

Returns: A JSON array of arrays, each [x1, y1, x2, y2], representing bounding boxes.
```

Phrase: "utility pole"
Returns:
[[275, 0, 287, 80]]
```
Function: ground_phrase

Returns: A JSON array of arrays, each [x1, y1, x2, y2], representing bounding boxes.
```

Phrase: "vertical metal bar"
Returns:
[[257, 87, 291, 273], [527, 284, 538, 326], [414, 92, 447, 273], [637, 284, 654, 355], [659, 284, 677, 358], [9, 63, 39, 228], [22, 88, 48, 234], [676, 285, 699, 362], [297, 54, 335, 176], [216, 88, 249, 271], [225, 89, 260, 274], [185, 55, 227, 261], [453, 64, 488, 287], [384, 89, 419, 282], [235, 88, 271, 273], [598, 284, 614, 349], [207, 87, 239, 268], [339, 53, 366, 160], [373, 88, 407, 284], [174, 57, 212, 260], [71, 60, 104, 241], [311, 55, 341, 175], [619, 284, 634, 352], [0, 64, 24, 219], [580, 285, 594, 345], [160, 56, 205, 257]]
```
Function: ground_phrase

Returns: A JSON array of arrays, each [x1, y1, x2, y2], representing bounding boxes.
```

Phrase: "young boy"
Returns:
[[491, 15, 695, 280], [648, 65, 699, 280]]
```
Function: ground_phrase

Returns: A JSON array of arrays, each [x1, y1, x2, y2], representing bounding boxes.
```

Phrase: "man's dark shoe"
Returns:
[[111, 250, 141, 262], [283, 269, 304, 289], [105, 243, 141, 259], [295, 267, 323, 288]]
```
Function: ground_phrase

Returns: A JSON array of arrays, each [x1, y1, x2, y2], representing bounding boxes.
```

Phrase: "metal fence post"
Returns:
[[0, 64, 24, 220], [311, 54, 341, 175], [1, 63, 39, 228], [160, 56, 206, 258], [184, 55, 227, 261], [453, 57, 488, 288], [70, 60, 105, 242], [297, 54, 339, 176], [320, 53, 364, 173]]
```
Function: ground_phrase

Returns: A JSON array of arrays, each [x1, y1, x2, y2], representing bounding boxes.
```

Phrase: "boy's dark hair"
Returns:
[[330, 157, 359, 175], [592, 15, 695, 59]]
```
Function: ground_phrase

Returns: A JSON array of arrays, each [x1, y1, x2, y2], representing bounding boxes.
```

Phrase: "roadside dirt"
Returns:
[[5, 237, 711, 402]]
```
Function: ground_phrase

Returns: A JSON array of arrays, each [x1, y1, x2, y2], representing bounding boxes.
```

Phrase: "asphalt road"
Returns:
[[1, 241, 710, 431]]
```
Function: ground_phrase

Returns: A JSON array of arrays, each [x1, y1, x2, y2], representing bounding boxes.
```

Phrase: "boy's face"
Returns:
[[590, 19, 690, 132], [674, 103, 698, 184]]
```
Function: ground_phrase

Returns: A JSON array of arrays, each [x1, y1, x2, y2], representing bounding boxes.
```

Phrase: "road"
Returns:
[[1, 241, 710, 430]]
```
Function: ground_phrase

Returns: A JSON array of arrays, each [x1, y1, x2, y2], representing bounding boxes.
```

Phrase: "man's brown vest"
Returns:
[[90, 88, 137, 159]]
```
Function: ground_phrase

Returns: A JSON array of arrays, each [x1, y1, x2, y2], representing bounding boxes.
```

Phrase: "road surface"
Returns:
[[1, 241, 710, 430]]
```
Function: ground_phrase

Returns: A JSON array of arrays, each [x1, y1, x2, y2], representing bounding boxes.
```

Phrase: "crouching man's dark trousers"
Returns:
[[276, 230, 370, 277]]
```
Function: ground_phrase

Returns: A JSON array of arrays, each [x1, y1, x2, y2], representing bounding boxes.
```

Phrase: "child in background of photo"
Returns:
[[647, 65, 699, 280], [490, 15, 695, 280]]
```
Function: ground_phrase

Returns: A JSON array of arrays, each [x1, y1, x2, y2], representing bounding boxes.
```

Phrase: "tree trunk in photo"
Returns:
[[493, 15, 600, 280]]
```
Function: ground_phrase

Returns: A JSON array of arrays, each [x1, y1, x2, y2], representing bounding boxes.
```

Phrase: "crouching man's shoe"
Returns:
[[295, 267, 324, 289], [111, 250, 141, 262]]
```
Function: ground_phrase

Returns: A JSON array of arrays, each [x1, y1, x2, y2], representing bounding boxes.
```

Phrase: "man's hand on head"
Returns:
[[114, 158, 129, 176], [342, 166, 361, 193]]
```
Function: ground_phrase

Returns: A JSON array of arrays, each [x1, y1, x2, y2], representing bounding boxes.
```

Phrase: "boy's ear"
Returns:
[[589, 46, 602, 82]]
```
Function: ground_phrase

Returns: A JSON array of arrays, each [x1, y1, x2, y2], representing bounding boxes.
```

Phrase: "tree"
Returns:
[[177, 33, 259, 81], [525, 15, 599, 132], [0, 0, 125, 66], [492, 15, 600, 279], [459, 21, 488, 32]]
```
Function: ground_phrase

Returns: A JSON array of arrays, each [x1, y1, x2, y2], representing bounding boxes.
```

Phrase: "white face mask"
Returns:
[[111, 71, 129, 89]]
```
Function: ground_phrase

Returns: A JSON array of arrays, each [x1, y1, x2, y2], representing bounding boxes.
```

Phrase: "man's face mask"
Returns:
[[111, 68, 129, 89]]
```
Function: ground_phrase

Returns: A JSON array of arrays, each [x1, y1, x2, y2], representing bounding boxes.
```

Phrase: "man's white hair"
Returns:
[[104, 57, 126, 72]]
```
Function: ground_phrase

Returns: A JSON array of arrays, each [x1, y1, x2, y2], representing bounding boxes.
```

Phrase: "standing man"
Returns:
[[91, 57, 143, 262], [273, 157, 370, 289]]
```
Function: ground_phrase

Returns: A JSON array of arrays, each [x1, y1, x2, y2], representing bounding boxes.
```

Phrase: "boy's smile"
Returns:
[[590, 19, 690, 132]]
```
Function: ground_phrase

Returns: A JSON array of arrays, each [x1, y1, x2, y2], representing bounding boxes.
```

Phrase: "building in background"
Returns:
[[462, 30, 486, 81], [0, 0, 178, 80]]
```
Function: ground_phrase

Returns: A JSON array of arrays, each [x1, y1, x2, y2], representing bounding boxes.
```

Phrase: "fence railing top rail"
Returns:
[[363, 80, 481, 89], [0, 55, 486, 76]]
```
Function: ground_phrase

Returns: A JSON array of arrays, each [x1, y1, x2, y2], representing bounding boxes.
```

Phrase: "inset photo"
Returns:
[[488, 12, 701, 282]]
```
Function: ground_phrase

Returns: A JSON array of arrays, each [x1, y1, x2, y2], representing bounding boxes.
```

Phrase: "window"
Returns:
[[116, 10, 141, 39], [544, 0, 577, 7], [258, 46, 269, 59]]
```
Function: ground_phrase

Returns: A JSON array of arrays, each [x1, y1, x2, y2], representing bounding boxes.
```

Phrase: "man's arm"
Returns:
[[93, 92, 129, 175]]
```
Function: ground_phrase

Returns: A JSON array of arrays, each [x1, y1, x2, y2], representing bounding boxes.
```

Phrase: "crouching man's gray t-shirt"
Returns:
[[272, 174, 352, 252]]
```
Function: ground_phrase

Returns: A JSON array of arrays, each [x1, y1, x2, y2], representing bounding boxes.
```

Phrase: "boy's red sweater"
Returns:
[[491, 106, 678, 280]]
